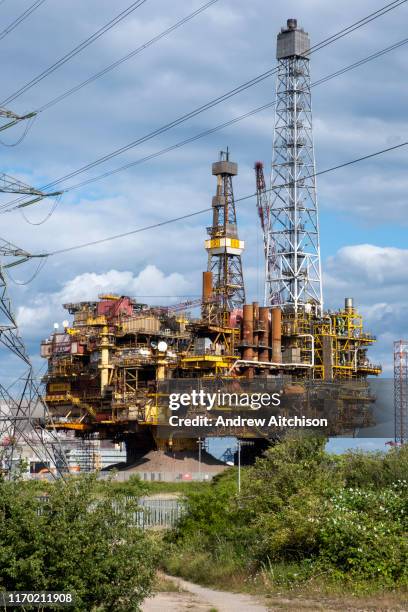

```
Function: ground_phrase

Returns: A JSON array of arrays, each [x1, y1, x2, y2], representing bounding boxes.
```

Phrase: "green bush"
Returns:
[[339, 445, 408, 488], [166, 469, 252, 563], [318, 482, 408, 584], [241, 435, 336, 562], [0, 475, 159, 611], [165, 437, 408, 589], [106, 473, 149, 497]]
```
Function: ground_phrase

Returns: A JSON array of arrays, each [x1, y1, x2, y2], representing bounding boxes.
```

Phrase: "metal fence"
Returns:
[[136, 497, 184, 528], [37, 495, 184, 530], [100, 470, 214, 483]]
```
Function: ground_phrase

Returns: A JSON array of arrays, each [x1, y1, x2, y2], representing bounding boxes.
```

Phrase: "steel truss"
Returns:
[[394, 340, 408, 444], [0, 244, 68, 477], [268, 55, 323, 314]]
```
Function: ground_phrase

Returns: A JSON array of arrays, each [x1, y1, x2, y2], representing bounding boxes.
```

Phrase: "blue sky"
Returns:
[[0, 0, 407, 380]]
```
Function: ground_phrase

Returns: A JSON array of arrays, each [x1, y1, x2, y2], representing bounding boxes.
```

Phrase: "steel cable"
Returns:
[[33, 141, 407, 258], [4, 0, 406, 199], [0, 0, 149, 106]]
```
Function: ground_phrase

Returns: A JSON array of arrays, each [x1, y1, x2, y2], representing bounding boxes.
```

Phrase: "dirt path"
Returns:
[[142, 574, 268, 611], [142, 574, 408, 611]]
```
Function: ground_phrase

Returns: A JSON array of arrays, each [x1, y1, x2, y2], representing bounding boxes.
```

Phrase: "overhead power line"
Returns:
[[312, 35, 408, 87], [2, 33, 407, 211], [23, 141, 406, 259], [60, 35, 408, 194], [4, 0, 406, 197], [0, 0, 400, 213], [0, 0, 149, 106], [36, 0, 219, 114], [32, 0, 408, 119], [0, 0, 47, 42], [0, 0, 406, 215]]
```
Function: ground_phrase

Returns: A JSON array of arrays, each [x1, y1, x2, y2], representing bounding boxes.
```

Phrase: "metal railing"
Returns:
[[136, 497, 184, 528], [37, 495, 184, 530]]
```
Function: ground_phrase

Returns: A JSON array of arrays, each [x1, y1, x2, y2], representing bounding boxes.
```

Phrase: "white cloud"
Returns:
[[324, 244, 408, 372], [326, 244, 408, 286], [58, 266, 190, 303], [16, 265, 191, 339]]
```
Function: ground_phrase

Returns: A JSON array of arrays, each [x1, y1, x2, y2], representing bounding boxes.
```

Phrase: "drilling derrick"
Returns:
[[205, 150, 245, 326], [253, 19, 381, 383], [268, 18, 322, 314]]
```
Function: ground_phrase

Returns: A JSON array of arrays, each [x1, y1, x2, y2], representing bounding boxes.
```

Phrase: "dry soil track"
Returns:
[[142, 574, 408, 611]]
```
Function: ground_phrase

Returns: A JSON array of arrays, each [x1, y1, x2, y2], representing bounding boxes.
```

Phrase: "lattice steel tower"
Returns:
[[0, 109, 67, 477], [0, 240, 68, 477], [394, 340, 408, 444], [267, 19, 323, 314], [205, 150, 245, 325]]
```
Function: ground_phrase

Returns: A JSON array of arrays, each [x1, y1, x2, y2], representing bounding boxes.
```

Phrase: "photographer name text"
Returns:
[[168, 415, 328, 427]]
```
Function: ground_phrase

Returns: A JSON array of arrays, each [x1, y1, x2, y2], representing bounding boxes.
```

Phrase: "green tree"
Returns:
[[0, 475, 159, 611]]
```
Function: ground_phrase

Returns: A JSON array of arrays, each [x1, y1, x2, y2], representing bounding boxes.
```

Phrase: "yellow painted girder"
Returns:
[[182, 354, 235, 363], [48, 423, 91, 431]]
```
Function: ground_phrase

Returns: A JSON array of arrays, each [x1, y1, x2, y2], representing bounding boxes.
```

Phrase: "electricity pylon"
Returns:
[[0, 107, 36, 133], [0, 137, 67, 476], [0, 237, 68, 477], [394, 340, 408, 444]]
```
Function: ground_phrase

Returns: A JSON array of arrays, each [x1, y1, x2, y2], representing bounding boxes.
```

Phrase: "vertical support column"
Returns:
[[156, 363, 166, 381], [203, 271, 213, 301], [202, 271, 213, 322], [242, 304, 254, 378], [100, 325, 111, 394], [252, 302, 259, 362], [322, 336, 333, 381], [242, 304, 254, 361], [258, 306, 270, 362], [271, 307, 282, 363]]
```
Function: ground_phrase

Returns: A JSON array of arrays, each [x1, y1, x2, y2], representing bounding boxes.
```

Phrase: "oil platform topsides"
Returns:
[[41, 19, 381, 463]]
